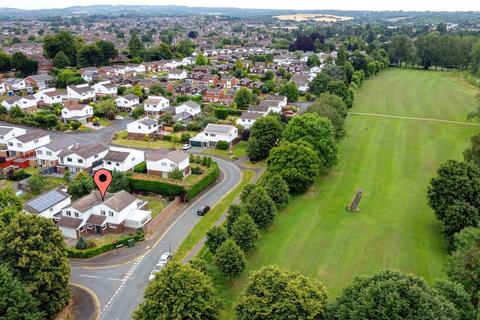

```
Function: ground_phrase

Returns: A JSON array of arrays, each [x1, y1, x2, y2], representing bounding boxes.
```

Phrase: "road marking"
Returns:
[[349, 112, 480, 126], [106, 278, 123, 282], [80, 274, 100, 279], [70, 282, 100, 320]]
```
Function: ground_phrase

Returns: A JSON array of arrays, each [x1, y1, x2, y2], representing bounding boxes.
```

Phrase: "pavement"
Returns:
[[70, 157, 242, 320]]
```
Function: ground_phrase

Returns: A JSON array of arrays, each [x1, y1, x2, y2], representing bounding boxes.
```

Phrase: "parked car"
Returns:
[[115, 115, 124, 120], [149, 252, 172, 281], [182, 144, 191, 150], [197, 205, 211, 216]]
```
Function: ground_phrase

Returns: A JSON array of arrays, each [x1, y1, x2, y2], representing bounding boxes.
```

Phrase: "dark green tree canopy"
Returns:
[[326, 270, 458, 320], [259, 172, 289, 210], [133, 262, 219, 320], [205, 225, 228, 254], [433, 279, 476, 320], [231, 214, 260, 252], [244, 186, 277, 229], [214, 239, 246, 279], [442, 201, 479, 249], [236, 266, 328, 320], [248, 115, 284, 160]]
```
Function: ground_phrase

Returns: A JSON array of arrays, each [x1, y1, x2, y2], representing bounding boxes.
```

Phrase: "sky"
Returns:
[[1, 0, 479, 11]]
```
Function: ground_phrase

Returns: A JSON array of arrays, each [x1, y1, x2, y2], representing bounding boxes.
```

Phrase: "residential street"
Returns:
[[70, 156, 242, 320]]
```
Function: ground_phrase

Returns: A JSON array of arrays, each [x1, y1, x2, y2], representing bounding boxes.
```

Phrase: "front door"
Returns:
[[95, 225, 101, 234]]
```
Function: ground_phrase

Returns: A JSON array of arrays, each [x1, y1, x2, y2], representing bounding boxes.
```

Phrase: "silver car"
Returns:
[[148, 252, 172, 281]]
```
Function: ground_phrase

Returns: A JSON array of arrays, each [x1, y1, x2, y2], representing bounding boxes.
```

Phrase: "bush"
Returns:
[[11, 169, 28, 181], [185, 163, 220, 201], [75, 237, 88, 250], [67, 233, 144, 258], [180, 133, 191, 143], [169, 168, 184, 180], [163, 135, 172, 141], [214, 108, 228, 120], [191, 166, 203, 175], [69, 120, 81, 131], [129, 177, 185, 197], [133, 162, 147, 173], [216, 140, 229, 150], [173, 122, 183, 132]]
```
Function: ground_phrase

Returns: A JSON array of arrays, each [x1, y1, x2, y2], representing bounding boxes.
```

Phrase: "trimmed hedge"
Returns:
[[129, 178, 185, 196], [67, 232, 144, 259], [185, 163, 220, 201]]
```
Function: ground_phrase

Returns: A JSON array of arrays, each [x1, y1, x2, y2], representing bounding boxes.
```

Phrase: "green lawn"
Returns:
[[138, 195, 167, 219], [202, 141, 248, 159], [214, 68, 480, 318]]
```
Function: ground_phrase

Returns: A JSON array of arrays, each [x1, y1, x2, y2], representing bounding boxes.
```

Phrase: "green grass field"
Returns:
[[215, 68, 480, 318]]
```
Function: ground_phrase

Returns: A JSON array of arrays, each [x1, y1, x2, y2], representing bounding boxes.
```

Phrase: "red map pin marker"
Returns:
[[93, 169, 112, 202]]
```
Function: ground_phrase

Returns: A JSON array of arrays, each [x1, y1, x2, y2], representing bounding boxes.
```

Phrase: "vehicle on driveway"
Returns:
[[149, 252, 172, 281], [197, 205, 211, 216], [182, 144, 191, 150]]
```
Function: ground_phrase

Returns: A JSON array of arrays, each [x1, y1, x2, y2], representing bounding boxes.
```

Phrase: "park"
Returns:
[[216, 68, 480, 317]]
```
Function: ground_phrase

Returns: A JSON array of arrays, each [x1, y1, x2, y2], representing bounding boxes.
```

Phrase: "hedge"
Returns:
[[129, 178, 185, 196], [185, 163, 220, 201], [67, 232, 144, 259]]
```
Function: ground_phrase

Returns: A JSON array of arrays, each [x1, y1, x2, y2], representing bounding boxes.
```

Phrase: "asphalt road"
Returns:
[[71, 157, 242, 320]]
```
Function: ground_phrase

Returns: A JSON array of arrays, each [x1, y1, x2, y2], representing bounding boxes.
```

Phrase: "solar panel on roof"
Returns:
[[27, 190, 67, 213]]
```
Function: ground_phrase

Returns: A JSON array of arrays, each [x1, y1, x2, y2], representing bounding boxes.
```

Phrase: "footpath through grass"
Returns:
[[215, 68, 480, 318]]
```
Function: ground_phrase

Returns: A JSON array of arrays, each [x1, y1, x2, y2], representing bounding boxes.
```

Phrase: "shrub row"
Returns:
[[67, 232, 144, 259], [185, 163, 220, 201], [129, 177, 185, 197]]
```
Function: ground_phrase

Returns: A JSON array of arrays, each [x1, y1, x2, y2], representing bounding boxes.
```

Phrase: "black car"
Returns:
[[197, 205, 211, 216]]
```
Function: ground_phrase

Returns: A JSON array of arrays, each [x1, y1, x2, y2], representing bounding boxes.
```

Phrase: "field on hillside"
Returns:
[[215, 68, 479, 318], [274, 13, 353, 22]]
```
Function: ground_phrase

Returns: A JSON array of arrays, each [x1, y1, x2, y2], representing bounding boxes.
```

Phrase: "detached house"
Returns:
[[220, 76, 238, 89], [168, 70, 188, 80], [36, 137, 78, 168], [61, 101, 94, 123], [115, 94, 140, 112], [204, 88, 225, 103], [34, 88, 63, 105], [7, 130, 50, 159], [24, 189, 71, 219], [57, 143, 108, 174], [190, 124, 238, 148], [174, 101, 201, 121], [236, 111, 265, 129], [127, 117, 158, 139], [0, 126, 27, 158], [24, 74, 54, 90], [92, 80, 118, 97], [144, 96, 170, 116], [56, 190, 151, 239], [67, 84, 96, 101], [146, 149, 190, 178], [102, 147, 145, 172], [1, 95, 37, 112]]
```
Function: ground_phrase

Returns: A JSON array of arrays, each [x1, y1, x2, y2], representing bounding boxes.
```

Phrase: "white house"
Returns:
[[102, 147, 145, 172], [58, 143, 108, 174], [236, 111, 265, 129], [115, 94, 140, 112], [34, 88, 64, 105], [146, 149, 190, 178], [67, 84, 96, 101], [7, 130, 50, 158], [0, 81, 6, 94], [168, 70, 188, 80], [56, 190, 151, 239], [24, 189, 71, 219], [144, 96, 169, 116], [92, 80, 118, 96], [0, 126, 27, 146], [36, 137, 78, 167], [61, 101, 94, 123], [4, 78, 27, 91], [174, 101, 201, 121], [126, 117, 158, 139], [263, 95, 288, 108], [1, 95, 37, 112], [190, 124, 238, 148]]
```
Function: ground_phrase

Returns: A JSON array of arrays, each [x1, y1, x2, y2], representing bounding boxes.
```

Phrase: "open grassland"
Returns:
[[215, 68, 480, 318]]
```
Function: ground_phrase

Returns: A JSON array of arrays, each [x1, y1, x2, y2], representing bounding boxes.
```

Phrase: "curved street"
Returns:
[[71, 156, 242, 320]]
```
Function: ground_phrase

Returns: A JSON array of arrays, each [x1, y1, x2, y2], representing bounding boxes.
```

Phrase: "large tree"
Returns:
[[225, 204, 242, 235], [0, 188, 22, 224], [244, 186, 277, 229], [279, 81, 299, 102], [309, 72, 332, 96], [442, 201, 479, 248], [205, 225, 228, 254], [77, 44, 104, 68], [0, 264, 43, 320], [248, 115, 284, 160], [283, 113, 338, 168], [236, 266, 328, 320], [433, 279, 476, 320], [108, 170, 131, 193], [52, 51, 70, 68], [11, 52, 38, 77], [96, 40, 118, 63], [463, 132, 480, 168], [133, 262, 219, 320], [234, 88, 253, 109], [267, 141, 321, 193], [43, 30, 77, 65], [214, 239, 246, 279], [230, 214, 260, 252], [306, 93, 347, 140], [447, 227, 480, 305], [67, 171, 95, 200], [388, 35, 416, 66], [0, 50, 12, 72], [259, 172, 289, 210], [326, 270, 458, 320], [427, 160, 480, 221], [0, 214, 71, 318], [128, 33, 145, 58]]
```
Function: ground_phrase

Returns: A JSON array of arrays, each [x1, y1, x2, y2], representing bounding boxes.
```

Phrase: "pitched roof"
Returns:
[[15, 130, 48, 143], [70, 190, 137, 213], [42, 137, 79, 152], [24, 189, 70, 214], [240, 111, 263, 120], [204, 123, 235, 134], [58, 143, 107, 159], [138, 118, 157, 126], [147, 149, 188, 164], [86, 214, 107, 226], [68, 85, 93, 94], [57, 216, 83, 229], [103, 150, 129, 162], [181, 101, 200, 108]]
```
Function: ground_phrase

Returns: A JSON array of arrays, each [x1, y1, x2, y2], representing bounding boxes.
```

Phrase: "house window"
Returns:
[[66, 210, 71, 216], [79, 226, 85, 232], [100, 210, 106, 216], [8, 142, 12, 146], [108, 223, 117, 229], [17, 143, 22, 147], [34, 139, 39, 143], [78, 159, 83, 164], [107, 161, 112, 165], [116, 163, 119, 166], [67, 157, 72, 162], [74, 212, 79, 217], [46, 151, 52, 156], [109, 211, 114, 216], [37, 150, 43, 155]]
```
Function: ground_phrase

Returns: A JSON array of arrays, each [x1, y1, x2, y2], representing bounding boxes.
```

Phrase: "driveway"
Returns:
[[71, 157, 242, 320]]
